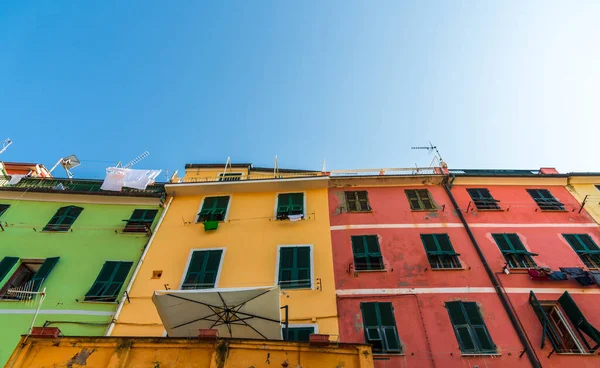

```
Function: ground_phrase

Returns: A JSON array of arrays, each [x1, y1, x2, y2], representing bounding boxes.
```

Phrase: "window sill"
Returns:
[[0, 298, 25, 303], [280, 287, 313, 291], [410, 209, 438, 212], [539, 209, 568, 212], [355, 268, 387, 273], [429, 267, 465, 271], [77, 299, 118, 305], [346, 210, 373, 214], [474, 209, 504, 212], [372, 353, 405, 357], [461, 353, 501, 357], [556, 352, 595, 356]]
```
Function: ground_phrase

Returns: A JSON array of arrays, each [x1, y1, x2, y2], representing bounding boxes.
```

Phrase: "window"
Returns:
[[276, 193, 304, 220], [466, 189, 500, 210], [182, 249, 224, 289], [595, 185, 600, 191], [345, 191, 370, 212], [529, 291, 600, 354], [352, 235, 384, 271], [85, 261, 133, 302], [492, 233, 537, 269], [526, 189, 565, 211], [278, 246, 311, 289], [197, 196, 230, 223], [421, 234, 461, 269], [360, 302, 402, 354], [43, 206, 83, 232], [218, 173, 242, 181], [563, 234, 600, 269], [0, 257, 59, 299], [0, 204, 9, 218], [445, 301, 496, 354], [405, 189, 436, 210], [123, 209, 158, 233], [283, 326, 315, 342]]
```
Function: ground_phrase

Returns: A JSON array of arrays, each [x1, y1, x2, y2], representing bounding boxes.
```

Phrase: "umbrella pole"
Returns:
[[281, 305, 289, 341]]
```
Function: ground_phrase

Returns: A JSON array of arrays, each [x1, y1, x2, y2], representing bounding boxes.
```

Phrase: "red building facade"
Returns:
[[329, 168, 600, 368]]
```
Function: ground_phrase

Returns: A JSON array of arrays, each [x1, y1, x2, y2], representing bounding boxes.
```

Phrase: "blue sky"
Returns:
[[1, 1, 598, 179]]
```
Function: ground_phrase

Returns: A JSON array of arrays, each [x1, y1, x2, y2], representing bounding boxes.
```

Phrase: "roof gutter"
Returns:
[[442, 179, 542, 368]]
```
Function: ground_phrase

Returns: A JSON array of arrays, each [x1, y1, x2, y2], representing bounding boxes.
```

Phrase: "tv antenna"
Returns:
[[116, 151, 150, 169], [411, 142, 447, 168], [0, 138, 12, 155], [49, 154, 81, 179]]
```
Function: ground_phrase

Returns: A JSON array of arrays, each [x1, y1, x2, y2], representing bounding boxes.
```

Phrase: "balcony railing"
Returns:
[[330, 167, 441, 177], [0, 177, 164, 195], [181, 172, 327, 183]]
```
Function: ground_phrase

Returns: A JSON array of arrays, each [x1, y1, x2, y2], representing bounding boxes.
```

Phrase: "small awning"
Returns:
[[153, 287, 282, 339]]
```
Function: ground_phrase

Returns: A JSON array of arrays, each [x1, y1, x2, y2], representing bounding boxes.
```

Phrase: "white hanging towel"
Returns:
[[123, 169, 161, 190], [288, 214, 303, 222], [8, 175, 26, 185], [100, 167, 126, 191]]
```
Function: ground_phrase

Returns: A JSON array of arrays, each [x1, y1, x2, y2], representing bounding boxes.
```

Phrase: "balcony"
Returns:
[[0, 177, 165, 197]]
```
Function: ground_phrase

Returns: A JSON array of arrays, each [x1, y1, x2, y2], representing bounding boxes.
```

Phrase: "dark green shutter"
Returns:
[[85, 261, 133, 301], [31, 257, 59, 292], [463, 302, 495, 352], [0, 257, 19, 283], [529, 291, 562, 350], [183, 250, 223, 289], [446, 301, 476, 352], [0, 204, 9, 218], [446, 301, 495, 354], [124, 209, 158, 232], [418, 190, 434, 209], [357, 191, 369, 211], [345, 192, 358, 211], [360, 302, 401, 353], [436, 234, 454, 252], [276, 193, 304, 219], [279, 247, 311, 289], [198, 197, 230, 222], [558, 291, 600, 351], [527, 189, 564, 210], [352, 236, 383, 271], [285, 327, 315, 342], [421, 234, 460, 269], [405, 190, 421, 210], [43, 206, 83, 232]]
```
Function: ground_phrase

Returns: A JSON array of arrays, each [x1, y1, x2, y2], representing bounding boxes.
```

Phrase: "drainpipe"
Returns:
[[105, 196, 174, 336], [442, 182, 542, 368]]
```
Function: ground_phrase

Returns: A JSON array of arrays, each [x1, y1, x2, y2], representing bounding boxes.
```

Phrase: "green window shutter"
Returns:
[[198, 197, 230, 222], [124, 209, 158, 232], [463, 302, 495, 352], [360, 302, 401, 353], [492, 234, 512, 252], [276, 193, 304, 219], [352, 236, 383, 271], [527, 189, 564, 210], [446, 301, 477, 353], [0, 257, 19, 283], [285, 327, 315, 342], [529, 291, 562, 351], [0, 204, 9, 218], [417, 189, 435, 210], [435, 234, 454, 252], [183, 250, 223, 289], [31, 257, 59, 292], [422, 234, 460, 269], [85, 261, 133, 301], [43, 206, 83, 232], [467, 189, 499, 210], [279, 247, 311, 289], [345, 192, 358, 211], [405, 190, 421, 210], [579, 235, 600, 251], [558, 291, 600, 351]]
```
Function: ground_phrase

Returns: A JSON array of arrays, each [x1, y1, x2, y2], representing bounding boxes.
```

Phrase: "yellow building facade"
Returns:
[[110, 164, 339, 340], [567, 174, 600, 224]]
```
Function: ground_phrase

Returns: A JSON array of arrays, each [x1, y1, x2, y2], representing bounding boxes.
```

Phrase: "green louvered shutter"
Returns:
[[285, 327, 315, 342], [296, 247, 311, 288], [352, 236, 383, 271], [378, 302, 401, 352], [446, 301, 477, 353], [43, 206, 83, 232], [198, 197, 230, 222], [183, 250, 223, 289], [558, 291, 600, 351], [405, 190, 421, 210], [31, 257, 59, 291], [529, 291, 562, 350], [279, 247, 310, 289], [0, 204, 10, 218], [0, 257, 19, 283], [124, 209, 158, 232], [463, 302, 495, 352], [85, 261, 133, 301]]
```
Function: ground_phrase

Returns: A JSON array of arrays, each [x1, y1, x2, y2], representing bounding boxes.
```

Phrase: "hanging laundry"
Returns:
[[123, 169, 161, 190], [288, 214, 303, 222], [100, 167, 127, 191], [560, 267, 595, 286], [527, 269, 550, 281], [548, 271, 568, 281], [587, 271, 600, 286], [8, 174, 26, 185]]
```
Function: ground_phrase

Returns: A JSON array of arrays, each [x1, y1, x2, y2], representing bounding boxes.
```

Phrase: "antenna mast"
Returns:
[[123, 151, 150, 169], [411, 142, 446, 167], [0, 138, 12, 155]]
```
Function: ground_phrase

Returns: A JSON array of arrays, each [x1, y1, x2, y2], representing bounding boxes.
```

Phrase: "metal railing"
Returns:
[[330, 167, 440, 177], [181, 172, 326, 183], [0, 177, 164, 195]]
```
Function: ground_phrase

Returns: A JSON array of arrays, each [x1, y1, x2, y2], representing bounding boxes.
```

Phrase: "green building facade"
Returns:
[[0, 177, 165, 365]]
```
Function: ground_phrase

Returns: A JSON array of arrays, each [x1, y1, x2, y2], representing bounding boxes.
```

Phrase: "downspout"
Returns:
[[442, 180, 542, 368], [105, 196, 174, 336]]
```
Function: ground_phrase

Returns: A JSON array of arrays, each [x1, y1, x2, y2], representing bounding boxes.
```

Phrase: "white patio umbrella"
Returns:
[[152, 286, 284, 339]]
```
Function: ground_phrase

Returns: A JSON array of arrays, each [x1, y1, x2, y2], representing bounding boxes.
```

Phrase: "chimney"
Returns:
[[540, 168, 559, 175]]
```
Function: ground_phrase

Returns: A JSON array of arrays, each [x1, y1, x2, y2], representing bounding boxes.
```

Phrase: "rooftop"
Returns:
[[0, 177, 165, 197]]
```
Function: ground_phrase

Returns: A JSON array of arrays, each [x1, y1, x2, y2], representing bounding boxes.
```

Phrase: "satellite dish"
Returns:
[[49, 154, 81, 179]]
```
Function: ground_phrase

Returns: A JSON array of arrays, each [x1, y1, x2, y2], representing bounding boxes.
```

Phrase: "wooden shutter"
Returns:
[[43, 206, 83, 232], [0, 257, 19, 283], [285, 327, 314, 342], [124, 209, 158, 232], [183, 250, 222, 289], [289, 193, 304, 214], [446, 301, 477, 353], [345, 192, 358, 212], [85, 261, 133, 301], [558, 291, 600, 351], [296, 247, 311, 288], [417, 190, 435, 209], [529, 291, 562, 350], [405, 190, 421, 210], [0, 204, 9, 218], [198, 197, 229, 222], [31, 257, 59, 292], [357, 191, 369, 211], [378, 302, 401, 352], [279, 247, 310, 289], [360, 302, 383, 351], [463, 302, 495, 352]]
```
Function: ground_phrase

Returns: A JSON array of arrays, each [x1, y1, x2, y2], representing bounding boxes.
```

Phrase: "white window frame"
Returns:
[[273, 191, 307, 220], [274, 244, 314, 290], [178, 247, 226, 289], [280, 323, 319, 340], [194, 194, 233, 224]]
